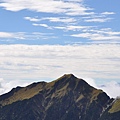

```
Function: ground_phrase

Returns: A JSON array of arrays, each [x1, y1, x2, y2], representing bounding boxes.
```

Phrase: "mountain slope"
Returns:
[[0, 74, 119, 120], [99, 97, 120, 120]]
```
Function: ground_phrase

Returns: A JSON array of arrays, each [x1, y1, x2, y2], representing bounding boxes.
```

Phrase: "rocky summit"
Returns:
[[0, 74, 120, 120]]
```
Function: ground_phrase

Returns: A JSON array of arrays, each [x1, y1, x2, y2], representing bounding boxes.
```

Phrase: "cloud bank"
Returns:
[[0, 44, 119, 81]]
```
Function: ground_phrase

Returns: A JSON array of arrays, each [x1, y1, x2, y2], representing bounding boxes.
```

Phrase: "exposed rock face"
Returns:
[[0, 74, 119, 120]]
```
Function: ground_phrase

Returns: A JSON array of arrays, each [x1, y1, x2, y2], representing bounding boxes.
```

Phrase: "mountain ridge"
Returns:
[[0, 74, 120, 120]]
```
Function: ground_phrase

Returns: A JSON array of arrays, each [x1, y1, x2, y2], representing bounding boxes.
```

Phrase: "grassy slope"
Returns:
[[109, 98, 120, 113]]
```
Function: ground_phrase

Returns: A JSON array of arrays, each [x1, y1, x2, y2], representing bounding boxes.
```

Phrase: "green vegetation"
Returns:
[[109, 98, 120, 113], [0, 82, 47, 106]]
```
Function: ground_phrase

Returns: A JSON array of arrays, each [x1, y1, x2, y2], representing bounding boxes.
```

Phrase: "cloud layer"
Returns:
[[0, 44, 120, 81]]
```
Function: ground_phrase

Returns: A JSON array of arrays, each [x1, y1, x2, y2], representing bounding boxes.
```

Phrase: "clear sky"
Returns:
[[0, 0, 120, 97]]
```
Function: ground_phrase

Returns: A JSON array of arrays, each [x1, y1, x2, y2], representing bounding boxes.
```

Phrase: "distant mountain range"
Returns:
[[0, 74, 120, 120]]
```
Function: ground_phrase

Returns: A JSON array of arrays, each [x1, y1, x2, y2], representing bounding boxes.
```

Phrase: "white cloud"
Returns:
[[71, 28, 120, 41], [84, 18, 112, 23], [47, 17, 77, 23], [25, 16, 77, 24], [101, 12, 115, 15], [0, 32, 25, 39], [0, 0, 91, 16], [33, 23, 52, 29], [62, 25, 92, 31], [53, 25, 93, 32], [24, 16, 40, 22], [0, 32, 14, 38], [0, 32, 56, 40], [30, 18, 91, 31], [42, 17, 77, 23], [51, 25, 94, 32], [83, 12, 114, 23]]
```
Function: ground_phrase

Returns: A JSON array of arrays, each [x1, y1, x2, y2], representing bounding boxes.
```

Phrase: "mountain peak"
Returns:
[[63, 73, 76, 78], [56, 74, 78, 82]]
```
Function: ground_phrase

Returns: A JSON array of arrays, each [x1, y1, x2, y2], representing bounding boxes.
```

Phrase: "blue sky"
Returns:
[[0, 0, 120, 97], [0, 0, 120, 44]]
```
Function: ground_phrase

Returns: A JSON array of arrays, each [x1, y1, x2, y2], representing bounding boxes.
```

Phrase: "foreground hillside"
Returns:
[[0, 74, 120, 120]]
